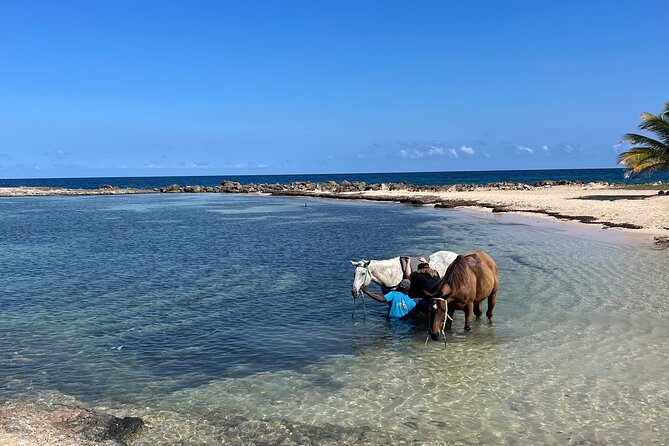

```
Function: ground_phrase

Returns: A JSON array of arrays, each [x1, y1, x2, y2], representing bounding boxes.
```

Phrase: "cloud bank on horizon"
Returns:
[[1, 1, 667, 178]]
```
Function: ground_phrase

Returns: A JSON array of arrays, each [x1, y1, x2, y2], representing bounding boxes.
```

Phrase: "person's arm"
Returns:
[[360, 285, 388, 303], [402, 256, 412, 279]]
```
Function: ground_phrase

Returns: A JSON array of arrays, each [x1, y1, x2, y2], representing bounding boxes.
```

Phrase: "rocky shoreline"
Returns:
[[0, 178, 603, 196], [0, 401, 143, 446], [2, 178, 667, 246]]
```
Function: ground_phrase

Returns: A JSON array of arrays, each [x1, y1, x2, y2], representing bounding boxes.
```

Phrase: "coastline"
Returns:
[[1, 180, 667, 246]]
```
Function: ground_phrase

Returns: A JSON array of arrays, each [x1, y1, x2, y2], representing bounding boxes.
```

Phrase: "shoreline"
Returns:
[[1, 180, 667, 246]]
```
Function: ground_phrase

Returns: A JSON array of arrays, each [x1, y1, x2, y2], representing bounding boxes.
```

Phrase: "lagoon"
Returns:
[[0, 193, 667, 444]]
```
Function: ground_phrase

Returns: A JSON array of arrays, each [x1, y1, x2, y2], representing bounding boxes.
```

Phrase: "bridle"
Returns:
[[355, 265, 372, 297], [424, 297, 453, 347], [352, 266, 371, 320]]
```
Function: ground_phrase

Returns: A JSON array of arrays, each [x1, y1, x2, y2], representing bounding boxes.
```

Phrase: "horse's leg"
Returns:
[[473, 301, 482, 319], [486, 288, 497, 323], [464, 301, 474, 331]]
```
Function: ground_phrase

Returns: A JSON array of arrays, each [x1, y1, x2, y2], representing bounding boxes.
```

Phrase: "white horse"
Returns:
[[350, 250, 458, 297]]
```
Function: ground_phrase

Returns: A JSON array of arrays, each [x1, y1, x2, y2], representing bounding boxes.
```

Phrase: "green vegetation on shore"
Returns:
[[618, 102, 669, 176]]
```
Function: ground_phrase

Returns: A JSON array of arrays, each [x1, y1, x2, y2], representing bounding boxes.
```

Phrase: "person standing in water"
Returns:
[[402, 256, 441, 316]]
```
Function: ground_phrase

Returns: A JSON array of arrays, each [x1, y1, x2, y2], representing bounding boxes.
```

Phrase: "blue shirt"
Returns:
[[384, 291, 416, 319]]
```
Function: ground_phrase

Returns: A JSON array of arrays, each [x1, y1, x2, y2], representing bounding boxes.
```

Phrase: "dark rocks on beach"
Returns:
[[183, 185, 204, 193], [320, 180, 338, 191], [399, 195, 441, 205], [197, 177, 596, 196], [486, 182, 531, 190], [220, 180, 243, 192], [0, 401, 144, 445], [99, 184, 115, 190], [160, 183, 183, 193], [655, 236, 669, 248], [532, 179, 583, 187], [335, 180, 367, 192], [287, 181, 318, 191]]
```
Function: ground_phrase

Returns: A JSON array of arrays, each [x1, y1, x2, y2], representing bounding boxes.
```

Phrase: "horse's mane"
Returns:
[[437, 255, 470, 295]]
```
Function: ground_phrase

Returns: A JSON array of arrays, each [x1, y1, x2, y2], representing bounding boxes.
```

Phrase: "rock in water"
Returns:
[[0, 401, 144, 445]]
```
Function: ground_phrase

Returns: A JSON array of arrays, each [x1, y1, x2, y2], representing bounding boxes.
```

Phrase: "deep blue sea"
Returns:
[[1, 193, 667, 444], [1, 168, 668, 189]]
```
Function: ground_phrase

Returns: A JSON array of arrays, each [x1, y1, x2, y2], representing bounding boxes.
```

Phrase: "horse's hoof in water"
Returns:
[[465, 326, 471, 331], [430, 333, 439, 341]]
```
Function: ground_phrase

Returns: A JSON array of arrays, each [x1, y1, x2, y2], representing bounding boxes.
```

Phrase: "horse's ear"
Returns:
[[363, 260, 371, 267], [350, 260, 358, 266]]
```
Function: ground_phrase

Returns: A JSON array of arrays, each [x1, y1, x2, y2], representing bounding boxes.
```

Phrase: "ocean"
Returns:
[[0, 193, 667, 444], [1, 167, 669, 189]]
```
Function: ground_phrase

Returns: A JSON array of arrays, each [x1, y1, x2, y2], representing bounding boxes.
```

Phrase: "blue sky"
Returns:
[[1, 1, 668, 178]]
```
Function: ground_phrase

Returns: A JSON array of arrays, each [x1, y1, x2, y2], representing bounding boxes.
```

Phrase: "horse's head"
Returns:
[[350, 260, 371, 297], [429, 298, 448, 341]]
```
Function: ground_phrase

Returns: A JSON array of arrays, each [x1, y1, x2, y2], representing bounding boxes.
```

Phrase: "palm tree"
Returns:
[[617, 102, 669, 177]]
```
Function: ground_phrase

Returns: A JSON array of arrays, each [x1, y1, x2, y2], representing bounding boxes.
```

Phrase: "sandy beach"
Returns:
[[357, 185, 669, 238]]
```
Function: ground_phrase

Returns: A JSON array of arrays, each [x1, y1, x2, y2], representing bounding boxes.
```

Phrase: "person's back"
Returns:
[[409, 263, 440, 300], [384, 288, 416, 319], [358, 279, 416, 319]]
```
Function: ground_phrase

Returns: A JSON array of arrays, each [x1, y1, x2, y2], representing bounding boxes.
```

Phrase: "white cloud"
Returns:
[[541, 144, 549, 152], [459, 145, 474, 155], [400, 149, 423, 159], [400, 145, 447, 159], [427, 145, 445, 155], [400, 143, 475, 159], [565, 144, 574, 153], [515, 145, 534, 154], [256, 163, 268, 168], [612, 142, 629, 153]]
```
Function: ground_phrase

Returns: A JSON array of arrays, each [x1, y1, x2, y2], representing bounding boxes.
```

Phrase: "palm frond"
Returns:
[[621, 133, 669, 152], [617, 147, 656, 166], [619, 102, 669, 176], [638, 112, 669, 143]]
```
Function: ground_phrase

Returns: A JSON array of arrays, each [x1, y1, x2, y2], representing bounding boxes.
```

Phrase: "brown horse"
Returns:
[[428, 250, 498, 340]]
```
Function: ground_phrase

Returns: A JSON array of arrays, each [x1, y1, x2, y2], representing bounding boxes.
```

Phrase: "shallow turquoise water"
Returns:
[[1, 194, 667, 444]]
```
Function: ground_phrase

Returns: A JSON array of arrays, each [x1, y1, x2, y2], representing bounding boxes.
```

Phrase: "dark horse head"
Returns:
[[429, 297, 449, 340]]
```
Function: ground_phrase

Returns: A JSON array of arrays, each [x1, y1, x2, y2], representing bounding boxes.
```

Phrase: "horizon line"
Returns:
[[0, 166, 629, 182]]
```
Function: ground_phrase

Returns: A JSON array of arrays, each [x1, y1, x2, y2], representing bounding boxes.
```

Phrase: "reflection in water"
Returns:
[[0, 194, 667, 444]]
